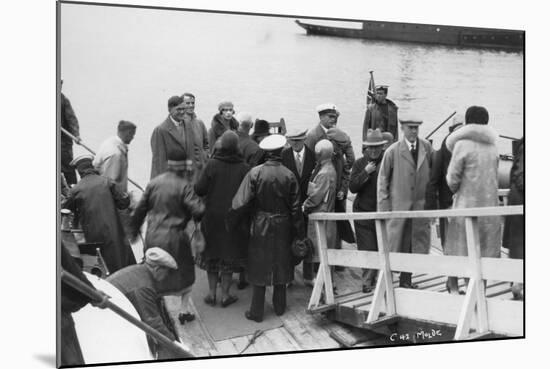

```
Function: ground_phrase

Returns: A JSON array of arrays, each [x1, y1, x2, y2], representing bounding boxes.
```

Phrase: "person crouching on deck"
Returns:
[[107, 247, 191, 359], [302, 139, 338, 286], [349, 129, 387, 293], [231, 134, 305, 322], [130, 152, 205, 325]]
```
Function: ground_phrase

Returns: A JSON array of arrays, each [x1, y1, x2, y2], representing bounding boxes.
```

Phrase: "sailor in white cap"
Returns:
[[304, 103, 340, 150], [377, 114, 433, 289], [281, 127, 317, 286], [232, 134, 305, 322], [362, 84, 399, 143]]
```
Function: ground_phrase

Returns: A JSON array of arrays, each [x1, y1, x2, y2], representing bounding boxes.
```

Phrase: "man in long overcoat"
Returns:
[[235, 112, 261, 166], [130, 153, 205, 324], [363, 85, 399, 142], [62, 155, 136, 274], [150, 95, 209, 180], [377, 118, 432, 288], [232, 134, 305, 322], [281, 128, 316, 283]]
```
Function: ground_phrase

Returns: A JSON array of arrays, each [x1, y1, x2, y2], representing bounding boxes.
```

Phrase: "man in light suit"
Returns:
[[304, 103, 339, 151], [377, 117, 433, 288]]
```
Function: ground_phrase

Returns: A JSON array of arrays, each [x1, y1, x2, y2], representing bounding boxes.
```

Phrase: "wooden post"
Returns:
[[367, 219, 396, 323], [315, 220, 334, 304], [454, 216, 489, 339]]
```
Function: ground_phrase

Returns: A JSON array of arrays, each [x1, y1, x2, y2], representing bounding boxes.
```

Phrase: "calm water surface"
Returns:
[[61, 5, 523, 188]]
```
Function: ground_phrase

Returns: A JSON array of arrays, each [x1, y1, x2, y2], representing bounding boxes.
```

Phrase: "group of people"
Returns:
[[59, 84, 524, 364]]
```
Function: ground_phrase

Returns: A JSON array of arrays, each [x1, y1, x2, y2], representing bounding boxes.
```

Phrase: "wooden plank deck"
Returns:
[[161, 220, 518, 357]]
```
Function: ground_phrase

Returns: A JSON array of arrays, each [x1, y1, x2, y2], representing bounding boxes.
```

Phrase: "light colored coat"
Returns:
[[93, 136, 129, 193], [303, 160, 338, 260], [377, 137, 433, 254], [445, 124, 501, 257]]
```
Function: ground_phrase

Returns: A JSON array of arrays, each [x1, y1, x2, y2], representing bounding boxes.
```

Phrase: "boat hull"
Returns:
[[296, 20, 524, 51]]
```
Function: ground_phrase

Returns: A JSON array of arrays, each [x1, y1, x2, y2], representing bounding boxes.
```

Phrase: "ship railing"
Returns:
[[307, 205, 523, 340]]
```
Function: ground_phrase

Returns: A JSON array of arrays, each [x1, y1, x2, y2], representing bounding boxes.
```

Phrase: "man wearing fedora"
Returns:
[[350, 129, 387, 293], [377, 117, 432, 288], [62, 154, 136, 274], [231, 134, 305, 322], [363, 85, 399, 143], [305, 103, 340, 151], [282, 128, 316, 284]]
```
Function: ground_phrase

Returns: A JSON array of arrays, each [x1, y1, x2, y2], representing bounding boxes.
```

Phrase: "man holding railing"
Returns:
[[377, 117, 433, 288]]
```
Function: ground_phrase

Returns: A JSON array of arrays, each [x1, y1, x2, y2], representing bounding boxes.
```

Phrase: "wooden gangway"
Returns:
[[307, 203, 524, 340]]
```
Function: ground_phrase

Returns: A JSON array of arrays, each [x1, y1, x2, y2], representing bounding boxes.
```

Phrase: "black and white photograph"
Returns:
[[54, 0, 527, 367], [9, 0, 538, 367]]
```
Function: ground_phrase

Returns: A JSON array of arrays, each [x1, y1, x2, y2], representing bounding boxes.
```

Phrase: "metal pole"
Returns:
[[60, 127, 145, 192], [61, 270, 194, 358], [425, 111, 457, 140]]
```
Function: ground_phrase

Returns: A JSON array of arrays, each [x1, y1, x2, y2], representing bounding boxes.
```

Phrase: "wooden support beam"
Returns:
[[315, 220, 334, 305], [465, 217, 489, 333], [363, 315, 399, 331], [308, 261, 325, 310]]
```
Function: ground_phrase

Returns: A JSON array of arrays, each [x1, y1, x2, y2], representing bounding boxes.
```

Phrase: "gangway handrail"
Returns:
[[307, 205, 524, 340], [309, 205, 523, 221]]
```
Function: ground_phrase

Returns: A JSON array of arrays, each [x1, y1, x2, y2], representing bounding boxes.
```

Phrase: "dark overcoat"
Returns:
[[425, 136, 454, 211], [208, 113, 239, 153], [61, 93, 80, 184], [362, 100, 399, 142], [131, 171, 205, 293], [304, 124, 327, 151], [62, 170, 135, 273], [150, 116, 209, 180], [232, 159, 305, 286], [503, 138, 524, 259], [194, 150, 250, 263], [350, 155, 382, 251], [237, 131, 261, 166], [281, 146, 316, 203]]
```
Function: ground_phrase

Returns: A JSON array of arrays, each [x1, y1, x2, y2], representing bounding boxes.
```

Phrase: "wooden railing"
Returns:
[[308, 205, 523, 339]]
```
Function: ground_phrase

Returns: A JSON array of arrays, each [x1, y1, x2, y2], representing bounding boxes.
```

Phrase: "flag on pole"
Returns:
[[366, 71, 376, 106]]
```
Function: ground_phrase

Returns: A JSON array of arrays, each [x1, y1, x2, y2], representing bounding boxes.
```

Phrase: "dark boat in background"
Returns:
[[295, 19, 524, 51]]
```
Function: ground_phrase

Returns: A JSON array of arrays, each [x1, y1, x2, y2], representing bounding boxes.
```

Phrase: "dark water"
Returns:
[[61, 5, 523, 188]]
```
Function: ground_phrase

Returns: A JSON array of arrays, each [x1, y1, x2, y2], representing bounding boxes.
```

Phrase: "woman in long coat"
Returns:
[[445, 106, 502, 294], [231, 134, 305, 322], [208, 101, 239, 153], [130, 155, 205, 323], [194, 131, 250, 307], [303, 139, 337, 273]]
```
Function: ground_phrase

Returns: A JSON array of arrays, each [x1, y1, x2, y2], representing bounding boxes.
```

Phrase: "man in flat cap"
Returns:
[[107, 247, 190, 359], [62, 155, 136, 274], [377, 117, 432, 288], [363, 85, 399, 143], [282, 128, 316, 284], [208, 100, 239, 154], [231, 134, 305, 322], [305, 103, 340, 151], [131, 151, 205, 325], [150, 95, 209, 181]]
